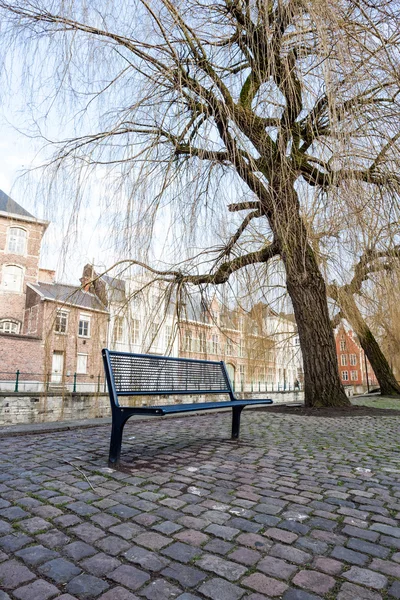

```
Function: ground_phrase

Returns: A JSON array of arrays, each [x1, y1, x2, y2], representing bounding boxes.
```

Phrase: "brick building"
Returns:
[[0, 190, 108, 390], [335, 323, 378, 391]]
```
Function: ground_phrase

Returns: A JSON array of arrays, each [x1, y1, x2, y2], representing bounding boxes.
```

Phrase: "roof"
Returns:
[[101, 274, 126, 303], [29, 282, 108, 313], [0, 189, 35, 218]]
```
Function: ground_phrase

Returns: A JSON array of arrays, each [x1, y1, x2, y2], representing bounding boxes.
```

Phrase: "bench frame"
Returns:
[[102, 348, 273, 465]]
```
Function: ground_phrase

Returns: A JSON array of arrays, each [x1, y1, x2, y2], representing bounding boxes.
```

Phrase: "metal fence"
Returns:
[[0, 371, 107, 393], [0, 370, 302, 394]]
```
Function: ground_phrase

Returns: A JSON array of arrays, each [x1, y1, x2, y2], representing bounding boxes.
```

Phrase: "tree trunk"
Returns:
[[337, 289, 400, 396], [269, 184, 350, 408]]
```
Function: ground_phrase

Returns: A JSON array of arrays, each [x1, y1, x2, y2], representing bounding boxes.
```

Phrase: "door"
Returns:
[[51, 351, 64, 383], [226, 363, 236, 387]]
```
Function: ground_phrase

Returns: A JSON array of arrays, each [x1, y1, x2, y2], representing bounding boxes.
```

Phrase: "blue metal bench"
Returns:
[[102, 349, 273, 465]]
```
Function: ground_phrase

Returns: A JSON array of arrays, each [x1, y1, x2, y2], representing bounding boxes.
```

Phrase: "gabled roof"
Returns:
[[0, 189, 35, 218], [28, 282, 108, 313]]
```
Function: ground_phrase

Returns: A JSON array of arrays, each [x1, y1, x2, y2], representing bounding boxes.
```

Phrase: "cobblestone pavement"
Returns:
[[1, 410, 400, 599]]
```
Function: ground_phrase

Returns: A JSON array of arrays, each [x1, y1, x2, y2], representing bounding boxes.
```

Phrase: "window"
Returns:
[[76, 353, 88, 374], [350, 354, 357, 366], [351, 370, 358, 381], [113, 316, 124, 342], [55, 310, 68, 333], [165, 325, 172, 348], [151, 322, 160, 346], [184, 329, 192, 352], [8, 227, 27, 255], [267, 367, 273, 383], [2, 265, 23, 292], [78, 314, 91, 337], [342, 370, 349, 381], [212, 334, 219, 354], [238, 340, 244, 358], [199, 331, 206, 353], [239, 364, 245, 382], [341, 354, 347, 366], [226, 338, 233, 356], [340, 340, 346, 351], [131, 319, 140, 345], [0, 320, 20, 334]]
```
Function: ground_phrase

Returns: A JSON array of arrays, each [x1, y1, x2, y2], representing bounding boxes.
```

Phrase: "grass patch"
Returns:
[[352, 397, 400, 410]]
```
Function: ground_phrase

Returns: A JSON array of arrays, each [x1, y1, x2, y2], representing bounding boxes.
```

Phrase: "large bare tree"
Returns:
[[1, 0, 400, 407]]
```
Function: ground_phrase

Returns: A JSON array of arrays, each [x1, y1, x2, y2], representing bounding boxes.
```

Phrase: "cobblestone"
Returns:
[[1, 410, 400, 598]]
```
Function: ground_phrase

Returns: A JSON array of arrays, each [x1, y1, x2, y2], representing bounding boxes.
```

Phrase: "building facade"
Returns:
[[0, 191, 108, 391], [335, 323, 378, 392]]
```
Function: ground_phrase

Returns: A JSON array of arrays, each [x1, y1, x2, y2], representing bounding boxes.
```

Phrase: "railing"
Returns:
[[0, 371, 107, 393], [233, 380, 302, 393]]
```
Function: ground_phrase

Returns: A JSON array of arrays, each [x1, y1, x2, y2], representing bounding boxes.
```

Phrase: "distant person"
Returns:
[[294, 379, 300, 390]]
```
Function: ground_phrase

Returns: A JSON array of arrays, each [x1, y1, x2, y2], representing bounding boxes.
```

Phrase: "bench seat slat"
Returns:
[[119, 399, 273, 414]]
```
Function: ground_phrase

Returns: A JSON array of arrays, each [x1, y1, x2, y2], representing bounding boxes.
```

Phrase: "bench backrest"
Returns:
[[102, 349, 235, 407]]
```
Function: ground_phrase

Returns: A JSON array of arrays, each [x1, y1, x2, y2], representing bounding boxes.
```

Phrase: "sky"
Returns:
[[0, 102, 114, 284]]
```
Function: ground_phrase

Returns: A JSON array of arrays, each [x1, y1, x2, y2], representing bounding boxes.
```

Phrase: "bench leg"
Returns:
[[109, 411, 130, 466], [231, 406, 244, 439]]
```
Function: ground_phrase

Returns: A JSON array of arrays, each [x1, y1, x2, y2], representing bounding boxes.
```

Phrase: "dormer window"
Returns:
[[0, 319, 20, 334], [8, 227, 27, 255]]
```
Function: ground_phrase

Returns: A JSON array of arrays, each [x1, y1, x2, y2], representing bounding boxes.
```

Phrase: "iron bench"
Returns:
[[102, 349, 273, 465]]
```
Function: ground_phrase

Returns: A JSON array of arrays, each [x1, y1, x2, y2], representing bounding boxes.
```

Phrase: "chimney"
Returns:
[[80, 264, 95, 292]]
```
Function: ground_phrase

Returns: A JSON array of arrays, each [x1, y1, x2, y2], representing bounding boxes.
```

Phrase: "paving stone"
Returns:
[[312, 557, 343, 575], [388, 581, 400, 599], [174, 529, 209, 546], [109, 564, 150, 590], [343, 566, 388, 590], [161, 542, 201, 563], [347, 537, 390, 558], [53, 515, 82, 528], [81, 552, 121, 576], [63, 541, 97, 561], [140, 578, 182, 599], [342, 525, 379, 542], [337, 582, 383, 599], [66, 573, 109, 598], [0, 534, 33, 552], [264, 528, 298, 544], [0, 507, 29, 521], [176, 595, 202, 600], [242, 573, 288, 597], [199, 577, 245, 600], [0, 559, 36, 589], [38, 557, 81, 583], [0, 520, 12, 535], [197, 554, 247, 581], [135, 531, 171, 550], [95, 535, 131, 555], [257, 555, 298, 579], [15, 544, 59, 566], [18, 516, 51, 534], [0, 592, 11, 600], [331, 545, 368, 566], [13, 578, 59, 600], [204, 523, 240, 540], [162, 562, 207, 587], [237, 533, 272, 552], [109, 523, 143, 540], [203, 538, 233, 554], [229, 547, 261, 566], [36, 529, 71, 548], [98, 587, 140, 600], [292, 570, 335, 594], [370, 523, 400, 538], [124, 545, 170, 571], [282, 590, 323, 600], [153, 521, 182, 535], [270, 543, 311, 565]]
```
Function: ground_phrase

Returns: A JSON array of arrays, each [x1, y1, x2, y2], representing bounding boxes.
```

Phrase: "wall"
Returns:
[[0, 390, 303, 426], [0, 333, 44, 380]]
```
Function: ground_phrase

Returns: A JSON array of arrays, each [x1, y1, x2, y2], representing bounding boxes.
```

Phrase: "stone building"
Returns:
[[0, 191, 108, 390]]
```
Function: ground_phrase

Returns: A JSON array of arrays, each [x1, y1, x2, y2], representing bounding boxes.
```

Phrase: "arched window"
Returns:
[[0, 319, 20, 334], [2, 265, 24, 292], [8, 227, 27, 255]]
